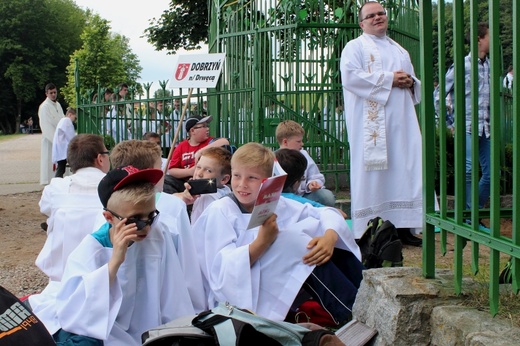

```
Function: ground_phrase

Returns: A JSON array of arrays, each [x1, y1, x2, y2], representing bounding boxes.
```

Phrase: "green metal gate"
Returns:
[[420, 0, 519, 315], [207, 0, 420, 190]]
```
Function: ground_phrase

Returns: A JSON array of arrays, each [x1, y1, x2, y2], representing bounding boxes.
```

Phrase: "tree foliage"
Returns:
[[0, 0, 85, 133], [144, 0, 208, 54], [432, 0, 513, 77], [62, 13, 142, 106]]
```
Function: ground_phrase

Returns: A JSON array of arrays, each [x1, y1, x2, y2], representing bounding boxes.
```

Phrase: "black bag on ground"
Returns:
[[0, 286, 56, 346], [357, 217, 403, 269]]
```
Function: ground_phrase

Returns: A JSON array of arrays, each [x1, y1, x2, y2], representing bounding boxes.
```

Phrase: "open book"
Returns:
[[246, 160, 287, 230]]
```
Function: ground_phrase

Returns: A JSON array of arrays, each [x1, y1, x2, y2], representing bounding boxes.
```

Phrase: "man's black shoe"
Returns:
[[397, 228, 422, 247], [40, 222, 48, 232]]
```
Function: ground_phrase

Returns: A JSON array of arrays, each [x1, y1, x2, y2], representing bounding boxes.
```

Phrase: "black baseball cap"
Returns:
[[185, 115, 213, 133], [98, 165, 163, 208]]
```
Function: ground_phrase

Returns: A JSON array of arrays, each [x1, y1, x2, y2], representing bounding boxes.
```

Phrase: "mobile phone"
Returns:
[[188, 178, 217, 195]]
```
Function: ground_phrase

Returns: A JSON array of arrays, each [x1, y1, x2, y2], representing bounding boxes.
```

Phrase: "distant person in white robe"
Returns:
[[189, 146, 232, 225], [38, 83, 64, 185], [503, 65, 513, 90], [32, 165, 195, 345], [52, 107, 77, 178], [340, 1, 423, 246], [193, 143, 363, 323]]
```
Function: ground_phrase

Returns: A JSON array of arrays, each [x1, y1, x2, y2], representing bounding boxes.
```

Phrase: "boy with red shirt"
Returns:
[[165, 115, 229, 193]]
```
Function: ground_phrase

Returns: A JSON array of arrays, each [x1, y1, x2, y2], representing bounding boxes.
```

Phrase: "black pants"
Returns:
[[55, 159, 67, 178], [303, 249, 365, 324]]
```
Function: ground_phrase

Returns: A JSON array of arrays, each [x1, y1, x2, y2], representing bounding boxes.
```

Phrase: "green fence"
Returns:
[[421, 0, 519, 315], [74, 0, 517, 315], [76, 0, 422, 192]]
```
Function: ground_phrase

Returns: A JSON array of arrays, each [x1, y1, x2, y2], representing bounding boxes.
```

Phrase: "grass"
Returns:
[[0, 134, 26, 142], [405, 239, 520, 329]]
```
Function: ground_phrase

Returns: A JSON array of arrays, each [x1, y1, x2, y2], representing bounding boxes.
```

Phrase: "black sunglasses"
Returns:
[[104, 208, 160, 231]]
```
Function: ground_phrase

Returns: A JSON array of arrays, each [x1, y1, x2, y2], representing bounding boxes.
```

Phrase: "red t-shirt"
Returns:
[[168, 137, 213, 170]]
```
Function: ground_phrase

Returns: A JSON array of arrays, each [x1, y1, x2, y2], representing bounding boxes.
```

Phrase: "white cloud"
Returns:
[[73, 0, 206, 94]]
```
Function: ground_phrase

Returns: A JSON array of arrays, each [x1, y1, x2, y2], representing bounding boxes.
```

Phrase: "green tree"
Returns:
[[0, 0, 85, 133], [144, 0, 208, 54], [62, 13, 142, 106], [432, 0, 512, 75]]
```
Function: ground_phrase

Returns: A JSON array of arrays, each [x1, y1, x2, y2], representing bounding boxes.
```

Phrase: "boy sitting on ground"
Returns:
[[165, 114, 229, 193], [34, 165, 196, 345], [107, 139, 206, 312], [276, 120, 336, 207], [189, 146, 232, 224], [275, 148, 348, 219], [192, 142, 363, 325]]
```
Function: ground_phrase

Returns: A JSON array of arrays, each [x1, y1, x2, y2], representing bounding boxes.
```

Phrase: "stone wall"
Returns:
[[353, 267, 520, 345]]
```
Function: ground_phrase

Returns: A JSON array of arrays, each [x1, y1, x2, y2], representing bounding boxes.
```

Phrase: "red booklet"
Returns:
[[246, 160, 287, 229]]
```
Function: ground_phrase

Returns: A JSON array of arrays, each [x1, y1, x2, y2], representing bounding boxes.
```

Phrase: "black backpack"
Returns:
[[357, 217, 403, 269], [0, 286, 56, 346]]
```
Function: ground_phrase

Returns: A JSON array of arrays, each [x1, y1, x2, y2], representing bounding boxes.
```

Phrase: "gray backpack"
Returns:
[[142, 302, 359, 346]]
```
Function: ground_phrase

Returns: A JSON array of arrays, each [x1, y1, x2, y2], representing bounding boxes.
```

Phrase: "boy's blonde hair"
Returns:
[[275, 120, 305, 145], [231, 142, 274, 178], [66, 107, 76, 116], [107, 182, 155, 210], [110, 140, 162, 169], [199, 146, 232, 175]]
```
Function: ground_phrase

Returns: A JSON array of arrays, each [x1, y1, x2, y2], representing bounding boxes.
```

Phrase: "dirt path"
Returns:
[[0, 192, 48, 297]]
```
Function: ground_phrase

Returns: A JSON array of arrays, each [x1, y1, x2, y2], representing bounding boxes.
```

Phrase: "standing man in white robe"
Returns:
[[38, 83, 64, 185], [340, 1, 423, 245]]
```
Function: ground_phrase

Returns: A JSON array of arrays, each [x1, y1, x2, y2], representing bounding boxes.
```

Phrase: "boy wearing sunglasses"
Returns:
[[33, 165, 196, 345]]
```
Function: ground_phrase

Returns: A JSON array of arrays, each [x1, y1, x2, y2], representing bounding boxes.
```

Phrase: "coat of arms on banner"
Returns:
[[175, 64, 190, 81]]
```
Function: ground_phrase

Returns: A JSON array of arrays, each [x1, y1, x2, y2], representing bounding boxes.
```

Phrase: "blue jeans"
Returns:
[[53, 329, 103, 345], [465, 132, 491, 209]]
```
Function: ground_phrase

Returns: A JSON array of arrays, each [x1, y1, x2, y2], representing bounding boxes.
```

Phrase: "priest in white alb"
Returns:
[[38, 83, 64, 185], [340, 1, 423, 245]]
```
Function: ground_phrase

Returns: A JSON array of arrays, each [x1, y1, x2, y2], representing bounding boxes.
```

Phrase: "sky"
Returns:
[[73, 0, 207, 94]]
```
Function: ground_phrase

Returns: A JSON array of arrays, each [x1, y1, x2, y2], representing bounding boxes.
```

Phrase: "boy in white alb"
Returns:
[[193, 142, 363, 324], [189, 146, 232, 224], [276, 120, 336, 207], [33, 166, 195, 345], [106, 139, 206, 312], [52, 107, 77, 178]]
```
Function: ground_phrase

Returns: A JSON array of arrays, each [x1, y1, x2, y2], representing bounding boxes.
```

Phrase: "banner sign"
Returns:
[[170, 53, 226, 88]]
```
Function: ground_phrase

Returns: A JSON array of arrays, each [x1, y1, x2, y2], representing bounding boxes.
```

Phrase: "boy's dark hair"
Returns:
[[275, 149, 307, 192], [67, 134, 105, 173], [143, 131, 161, 141], [358, 1, 379, 22], [466, 22, 488, 43], [45, 83, 56, 93]]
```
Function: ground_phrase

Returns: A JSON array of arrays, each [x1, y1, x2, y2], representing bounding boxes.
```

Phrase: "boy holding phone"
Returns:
[[189, 146, 232, 224]]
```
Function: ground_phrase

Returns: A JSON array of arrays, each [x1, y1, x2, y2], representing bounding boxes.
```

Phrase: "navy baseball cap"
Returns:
[[98, 165, 163, 207], [185, 115, 213, 133]]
